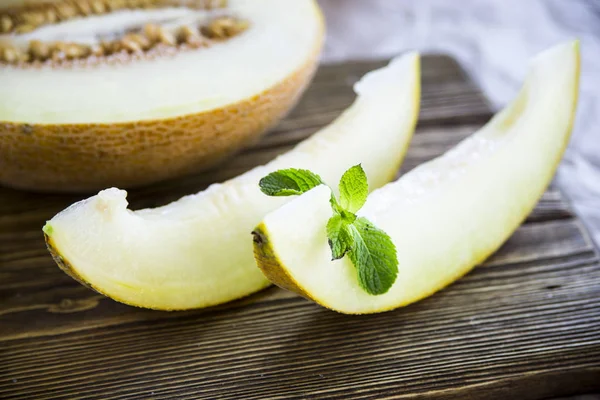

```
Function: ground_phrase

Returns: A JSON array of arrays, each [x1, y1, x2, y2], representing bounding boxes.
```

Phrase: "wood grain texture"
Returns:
[[0, 55, 599, 400]]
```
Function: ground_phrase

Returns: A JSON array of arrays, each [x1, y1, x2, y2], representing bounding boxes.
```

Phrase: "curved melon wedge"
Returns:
[[43, 52, 421, 310], [253, 41, 580, 314]]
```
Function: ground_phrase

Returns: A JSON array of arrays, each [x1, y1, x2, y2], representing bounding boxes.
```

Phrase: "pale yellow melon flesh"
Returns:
[[0, 0, 324, 191], [44, 52, 421, 310], [254, 41, 580, 314]]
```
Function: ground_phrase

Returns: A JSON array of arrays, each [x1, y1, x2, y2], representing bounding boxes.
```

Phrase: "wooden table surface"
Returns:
[[1, 55, 599, 399]]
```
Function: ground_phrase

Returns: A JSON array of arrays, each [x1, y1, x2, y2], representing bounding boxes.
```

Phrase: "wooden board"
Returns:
[[1, 55, 599, 400]]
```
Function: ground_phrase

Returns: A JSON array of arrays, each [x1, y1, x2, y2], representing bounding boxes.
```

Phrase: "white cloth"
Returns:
[[318, 0, 600, 245]]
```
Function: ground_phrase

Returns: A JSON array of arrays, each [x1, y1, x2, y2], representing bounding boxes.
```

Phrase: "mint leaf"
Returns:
[[326, 215, 355, 260], [259, 169, 324, 196], [258, 165, 399, 296], [347, 217, 398, 295], [339, 164, 368, 213]]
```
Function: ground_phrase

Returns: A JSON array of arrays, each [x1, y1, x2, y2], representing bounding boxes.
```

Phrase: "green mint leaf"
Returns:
[[259, 168, 324, 197], [347, 217, 398, 295], [339, 164, 368, 213], [258, 165, 399, 297], [326, 215, 355, 260]]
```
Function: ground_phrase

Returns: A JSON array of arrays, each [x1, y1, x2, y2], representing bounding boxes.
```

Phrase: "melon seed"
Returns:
[[55, 4, 77, 20], [178, 26, 204, 47], [14, 24, 37, 34], [121, 36, 142, 53], [75, 1, 94, 16], [157, 27, 177, 46], [65, 43, 90, 59], [45, 9, 58, 24], [106, 0, 127, 11], [30, 40, 51, 61], [18, 51, 31, 63], [143, 24, 160, 42], [127, 33, 151, 50], [21, 12, 46, 26], [1, 47, 20, 64], [91, 1, 107, 14], [203, 17, 248, 39], [104, 40, 124, 55], [0, 16, 12, 33], [100, 40, 117, 55]]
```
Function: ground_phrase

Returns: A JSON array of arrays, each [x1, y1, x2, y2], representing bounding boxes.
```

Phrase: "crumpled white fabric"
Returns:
[[318, 0, 600, 246]]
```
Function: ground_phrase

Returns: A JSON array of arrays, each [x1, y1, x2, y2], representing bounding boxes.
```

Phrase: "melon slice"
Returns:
[[0, 0, 324, 191], [253, 41, 580, 314], [43, 52, 421, 310]]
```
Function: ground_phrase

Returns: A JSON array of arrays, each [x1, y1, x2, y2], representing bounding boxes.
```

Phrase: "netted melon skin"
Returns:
[[0, 56, 319, 193]]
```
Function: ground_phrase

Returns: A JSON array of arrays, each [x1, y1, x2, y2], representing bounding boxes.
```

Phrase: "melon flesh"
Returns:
[[254, 41, 580, 314], [0, 0, 323, 123], [44, 52, 421, 310]]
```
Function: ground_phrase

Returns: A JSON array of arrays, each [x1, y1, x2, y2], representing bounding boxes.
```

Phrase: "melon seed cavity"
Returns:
[[0, 0, 249, 65]]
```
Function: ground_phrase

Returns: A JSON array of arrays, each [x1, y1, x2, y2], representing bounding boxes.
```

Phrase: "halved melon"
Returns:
[[0, 0, 324, 191], [253, 41, 580, 314], [43, 52, 421, 310]]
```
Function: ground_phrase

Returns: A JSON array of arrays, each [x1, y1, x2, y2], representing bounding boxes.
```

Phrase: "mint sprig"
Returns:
[[259, 165, 398, 296]]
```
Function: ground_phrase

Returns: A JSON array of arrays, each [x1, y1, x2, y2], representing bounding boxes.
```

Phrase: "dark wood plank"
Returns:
[[553, 396, 600, 400], [1, 252, 599, 400], [0, 55, 598, 400]]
